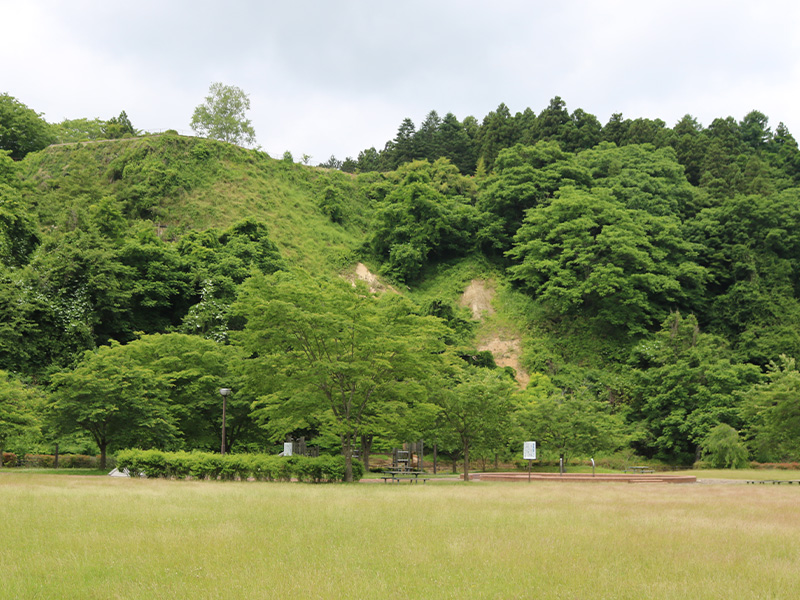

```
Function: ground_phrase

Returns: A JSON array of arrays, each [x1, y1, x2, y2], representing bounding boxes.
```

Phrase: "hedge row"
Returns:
[[115, 450, 364, 482], [1, 453, 109, 469]]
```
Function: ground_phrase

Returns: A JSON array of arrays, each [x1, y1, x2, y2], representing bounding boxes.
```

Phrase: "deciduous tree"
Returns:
[[234, 271, 446, 482], [191, 83, 256, 146], [49, 342, 178, 469]]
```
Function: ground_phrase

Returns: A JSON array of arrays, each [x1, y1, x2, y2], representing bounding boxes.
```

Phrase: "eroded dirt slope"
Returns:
[[459, 280, 529, 387]]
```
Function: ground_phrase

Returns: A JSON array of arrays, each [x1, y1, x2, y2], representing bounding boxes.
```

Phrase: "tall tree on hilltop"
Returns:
[[191, 83, 256, 146]]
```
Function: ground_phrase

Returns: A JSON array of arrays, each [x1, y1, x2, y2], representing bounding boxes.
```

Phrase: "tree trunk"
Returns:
[[463, 441, 470, 482], [99, 442, 107, 471], [342, 434, 354, 483], [360, 434, 373, 471]]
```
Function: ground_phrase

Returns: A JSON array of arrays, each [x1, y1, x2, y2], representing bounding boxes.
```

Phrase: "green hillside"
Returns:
[[5, 100, 800, 472], [21, 134, 371, 273]]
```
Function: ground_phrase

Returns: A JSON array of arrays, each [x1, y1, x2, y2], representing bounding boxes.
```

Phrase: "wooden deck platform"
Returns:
[[469, 472, 697, 484]]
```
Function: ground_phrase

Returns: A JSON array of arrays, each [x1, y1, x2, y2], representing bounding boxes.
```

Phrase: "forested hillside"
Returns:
[[3, 93, 800, 473]]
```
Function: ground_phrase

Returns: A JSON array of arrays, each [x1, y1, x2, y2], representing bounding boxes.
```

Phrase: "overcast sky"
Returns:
[[4, 1, 800, 162]]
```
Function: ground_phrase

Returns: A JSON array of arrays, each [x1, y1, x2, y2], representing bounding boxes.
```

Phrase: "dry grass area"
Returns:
[[1, 472, 799, 599]]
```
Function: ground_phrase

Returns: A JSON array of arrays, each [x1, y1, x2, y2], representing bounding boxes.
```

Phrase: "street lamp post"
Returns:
[[219, 388, 231, 455]]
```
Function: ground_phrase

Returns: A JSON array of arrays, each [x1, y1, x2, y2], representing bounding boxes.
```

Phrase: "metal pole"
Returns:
[[219, 388, 231, 455], [221, 393, 227, 455]]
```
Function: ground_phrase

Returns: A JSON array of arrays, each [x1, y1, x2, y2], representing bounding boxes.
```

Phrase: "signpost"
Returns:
[[523, 441, 536, 481]]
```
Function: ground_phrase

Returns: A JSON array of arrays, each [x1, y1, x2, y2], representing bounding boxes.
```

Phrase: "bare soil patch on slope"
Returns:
[[460, 280, 529, 387]]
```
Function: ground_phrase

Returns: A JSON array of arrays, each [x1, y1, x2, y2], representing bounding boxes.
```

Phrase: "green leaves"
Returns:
[[234, 270, 447, 480], [508, 187, 703, 335], [190, 83, 256, 147], [369, 159, 480, 282], [49, 342, 177, 468], [0, 93, 55, 160]]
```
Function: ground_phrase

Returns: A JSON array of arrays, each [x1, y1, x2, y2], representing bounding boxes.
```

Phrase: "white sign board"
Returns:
[[283, 442, 293, 457], [523, 441, 537, 460]]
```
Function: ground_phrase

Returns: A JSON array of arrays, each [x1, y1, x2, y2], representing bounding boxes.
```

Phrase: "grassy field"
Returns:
[[2, 472, 799, 599]]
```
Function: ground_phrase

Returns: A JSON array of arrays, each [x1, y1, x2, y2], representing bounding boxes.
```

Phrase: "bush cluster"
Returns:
[[18, 454, 109, 469], [115, 450, 364, 482], [1, 453, 109, 469], [749, 461, 800, 470]]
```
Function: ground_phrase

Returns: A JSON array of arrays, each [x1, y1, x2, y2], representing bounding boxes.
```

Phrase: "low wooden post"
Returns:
[[54, 443, 59, 469]]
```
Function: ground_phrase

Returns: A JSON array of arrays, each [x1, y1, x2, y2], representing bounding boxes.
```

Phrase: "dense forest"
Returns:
[[3, 90, 800, 479]]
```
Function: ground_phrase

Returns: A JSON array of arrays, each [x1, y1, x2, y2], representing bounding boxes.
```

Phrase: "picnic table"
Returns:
[[746, 479, 800, 485], [380, 470, 430, 484], [625, 466, 655, 474]]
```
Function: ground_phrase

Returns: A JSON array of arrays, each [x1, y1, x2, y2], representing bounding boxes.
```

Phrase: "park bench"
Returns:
[[625, 466, 655, 474], [746, 479, 800, 485], [380, 470, 429, 484]]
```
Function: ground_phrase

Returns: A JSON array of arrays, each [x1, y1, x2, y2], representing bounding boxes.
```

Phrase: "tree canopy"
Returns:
[[234, 270, 447, 481], [190, 83, 256, 146]]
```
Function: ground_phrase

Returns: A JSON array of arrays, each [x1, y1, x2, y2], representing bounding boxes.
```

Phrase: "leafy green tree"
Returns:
[[602, 113, 629, 146], [122, 333, 258, 452], [102, 110, 136, 139], [117, 225, 194, 335], [685, 190, 800, 363], [356, 147, 381, 172], [53, 117, 106, 143], [0, 151, 40, 268], [49, 342, 178, 469], [699, 423, 748, 468], [624, 118, 668, 146], [741, 355, 800, 461], [0, 370, 41, 461], [191, 83, 256, 146], [515, 386, 628, 464], [476, 142, 591, 251], [628, 313, 762, 463], [234, 270, 446, 482], [739, 110, 771, 152], [370, 159, 480, 282], [0, 93, 55, 160], [576, 142, 697, 218], [508, 187, 705, 335], [434, 364, 517, 480]]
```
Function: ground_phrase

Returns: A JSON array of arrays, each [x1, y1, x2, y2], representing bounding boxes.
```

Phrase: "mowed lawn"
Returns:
[[1, 473, 799, 599]]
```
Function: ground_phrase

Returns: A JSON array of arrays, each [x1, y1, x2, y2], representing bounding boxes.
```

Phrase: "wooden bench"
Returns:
[[381, 471, 430, 484], [625, 466, 655, 474], [746, 479, 800, 485]]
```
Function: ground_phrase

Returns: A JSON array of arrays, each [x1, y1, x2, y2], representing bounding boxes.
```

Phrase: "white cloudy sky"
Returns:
[[4, 0, 800, 162]]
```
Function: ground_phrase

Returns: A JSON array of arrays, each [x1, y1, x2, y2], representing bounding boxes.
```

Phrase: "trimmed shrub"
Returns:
[[113, 450, 364, 482]]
